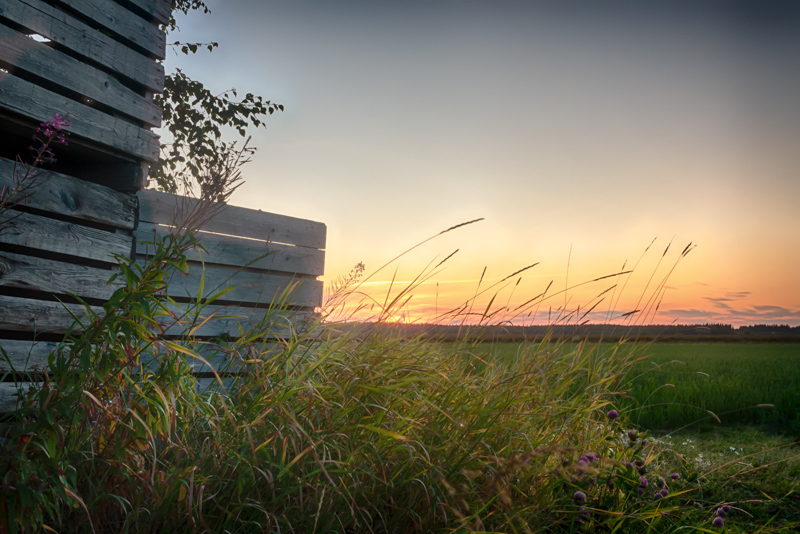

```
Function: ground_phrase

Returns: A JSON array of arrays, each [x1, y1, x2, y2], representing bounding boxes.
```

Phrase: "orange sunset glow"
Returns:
[[165, 1, 800, 327]]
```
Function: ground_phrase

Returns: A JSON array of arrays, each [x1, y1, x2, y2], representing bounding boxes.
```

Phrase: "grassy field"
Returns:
[[481, 341, 800, 431], [622, 343, 800, 430], [472, 340, 800, 530]]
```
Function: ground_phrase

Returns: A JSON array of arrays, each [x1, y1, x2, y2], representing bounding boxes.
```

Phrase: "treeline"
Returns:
[[358, 323, 800, 343]]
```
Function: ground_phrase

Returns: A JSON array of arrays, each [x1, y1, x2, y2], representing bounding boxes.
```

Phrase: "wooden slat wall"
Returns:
[[1, 171, 327, 410], [0, 157, 137, 409], [136, 188, 326, 313], [0, 0, 166, 190]]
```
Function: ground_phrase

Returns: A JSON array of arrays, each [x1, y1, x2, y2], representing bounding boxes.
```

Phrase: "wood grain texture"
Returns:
[[135, 223, 325, 277], [144, 260, 323, 308], [0, 294, 99, 333], [156, 303, 311, 338], [0, 382, 40, 410], [125, 0, 171, 26], [0, 157, 137, 228], [0, 339, 60, 373], [53, 0, 166, 60], [0, 0, 164, 91], [137, 189, 327, 250], [0, 73, 160, 162], [0, 296, 310, 337], [0, 251, 122, 300], [0, 211, 133, 263], [0, 24, 162, 126], [182, 341, 292, 374]]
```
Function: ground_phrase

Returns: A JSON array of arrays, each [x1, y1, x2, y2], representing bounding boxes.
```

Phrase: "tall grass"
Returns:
[[5, 225, 762, 533], [0, 154, 774, 532]]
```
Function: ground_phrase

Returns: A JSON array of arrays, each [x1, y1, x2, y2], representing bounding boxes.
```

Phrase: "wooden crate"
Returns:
[[0, 0, 169, 191], [0, 165, 327, 408]]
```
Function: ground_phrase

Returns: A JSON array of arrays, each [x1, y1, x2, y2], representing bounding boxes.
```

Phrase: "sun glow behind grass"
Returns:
[[325, 226, 696, 327]]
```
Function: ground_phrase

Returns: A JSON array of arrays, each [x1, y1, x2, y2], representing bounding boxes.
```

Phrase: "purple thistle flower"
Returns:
[[638, 466, 648, 475], [634, 459, 644, 467], [573, 490, 586, 504], [639, 476, 649, 488], [659, 488, 670, 497], [579, 455, 590, 464], [585, 453, 598, 462], [606, 409, 619, 420], [670, 472, 680, 480], [712, 517, 725, 527], [716, 507, 727, 518], [628, 429, 638, 442], [643, 439, 650, 446], [722, 505, 731, 512]]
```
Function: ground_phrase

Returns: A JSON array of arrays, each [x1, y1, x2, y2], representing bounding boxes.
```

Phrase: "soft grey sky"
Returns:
[[163, 0, 800, 325]]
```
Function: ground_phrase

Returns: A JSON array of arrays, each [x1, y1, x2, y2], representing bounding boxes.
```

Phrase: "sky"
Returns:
[[161, 0, 800, 326]]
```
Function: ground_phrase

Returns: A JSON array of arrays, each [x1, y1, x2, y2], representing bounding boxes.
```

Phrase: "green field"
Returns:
[[622, 343, 800, 430], [481, 341, 800, 431]]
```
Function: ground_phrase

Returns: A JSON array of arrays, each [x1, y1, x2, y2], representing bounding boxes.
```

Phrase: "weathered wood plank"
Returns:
[[0, 211, 133, 263], [182, 341, 297, 374], [141, 259, 323, 307], [157, 303, 311, 338], [1, 0, 164, 91], [0, 339, 61, 373], [125, 0, 171, 26], [137, 189, 327, 250], [135, 223, 325, 277], [0, 72, 160, 162], [0, 157, 137, 229], [0, 251, 122, 300], [0, 382, 41, 410], [0, 294, 310, 338], [0, 24, 161, 126], [54, 0, 166, 60], [0, 294, 99, 333]]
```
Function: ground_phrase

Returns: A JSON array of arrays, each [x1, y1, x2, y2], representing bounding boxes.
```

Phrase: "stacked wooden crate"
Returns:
[[0, 0, 327, 407], [0, 0, 168, 190], [0, 167, 326, 407]]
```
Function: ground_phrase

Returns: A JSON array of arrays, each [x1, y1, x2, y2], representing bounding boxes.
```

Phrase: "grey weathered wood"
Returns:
[[157, 303, 311, 338], [0, 251, 122, 300], [0, 382, 41, 410], [0, 294, 99, 333], [0, 296, 311, 337], [184, 341, 298, 375], [0, 157, 137, 229], [126, 0, 171, 26], [1, 0, 164, 91], [0, 73, 160, 162], [146, 260, 323, 308], [135, 223, 325, 277], [137, 189, 327, 250], [53, 0, 166, 60], [0, 211, 133, 263], [0, 25, 162, 126], [0, 339, 61, 373], [194, 377, 234, 394]]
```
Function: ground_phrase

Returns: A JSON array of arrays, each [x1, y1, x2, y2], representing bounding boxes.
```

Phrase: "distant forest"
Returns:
[[360, 323, 800, 343]]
